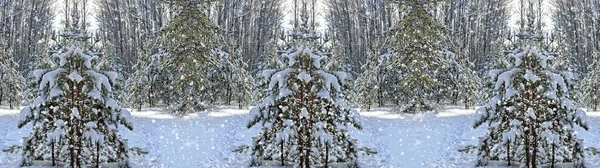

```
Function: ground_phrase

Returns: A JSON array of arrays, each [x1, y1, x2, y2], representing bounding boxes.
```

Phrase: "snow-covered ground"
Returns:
[[0, 106, 599, 167]]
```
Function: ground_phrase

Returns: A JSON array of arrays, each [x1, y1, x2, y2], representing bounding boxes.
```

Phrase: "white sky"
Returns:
[[507, 0, 555, 33], [52, 0, 99, 32], [281, 0, 328, 32]]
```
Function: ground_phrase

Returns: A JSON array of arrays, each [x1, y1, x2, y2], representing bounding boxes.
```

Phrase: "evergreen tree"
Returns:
[[125, 37, 162, 111], [0, 55, 25, 109], [252, 37, 286, 106], [96, 39, 126, 104], [160, 2, 219, 114], [23, 38, 58, 105], [246, 13, 362, 167], [446, 56, 481, 109], [17, 8, 133, 167], [0, 36, 25, 109], [230, 54, 254, 108], [125, 56, 150, 111], [389, 0, 450, 112], [355, 44, 394, 110], [355, 56, 379, 110], [456, 60, 481, 109], [323, 36, 356, 107], [580, 54, 600, 111], [473, 17, 589, 167], [214, 42, 255, 108]]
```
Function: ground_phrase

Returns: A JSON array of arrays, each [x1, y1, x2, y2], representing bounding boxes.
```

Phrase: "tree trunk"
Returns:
[[227, 73, 232, 105], [52, 142, 56, 166], [96, 144, 100, 168], [280, 135, 284, 166], [524, 126, 530, 168], [9, 96, 13, 109], [532, 125, 537, 168], [464, 96, 469, 109], [507, 141, 510, 166], [0, 79, 4, 105]]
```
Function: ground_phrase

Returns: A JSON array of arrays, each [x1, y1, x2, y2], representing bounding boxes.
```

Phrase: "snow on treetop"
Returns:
[[261, 69, 276, 80], [534, 49, 552, 69], [74, 47, 95, 69], [268, 68, 292, 90], [56, 47, 75, 67], [303, 47, 325, 69], [511, 45, 528, 67], [297, 71, 312, 83], [494, 68, 517, 91], [68, 71, 84, 83], [317, 70, 341, 92], [86, 70, 112, 92], [39, 68, 65, 91], [524, 70, 539, 82], [284, 45, 304, 66]]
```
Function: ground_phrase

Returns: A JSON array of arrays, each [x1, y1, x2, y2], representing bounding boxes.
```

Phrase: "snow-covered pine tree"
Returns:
[[473, 14, 589, 167], [0, 55, 25, 109], [214, 40, 254, 108], [355, 41, 394, 110], [446, 56, 481, 109], [322, 35, 356, 106], [247, 12, 362, 167], [0, 35, 25, 109], [389, 0, 450, 112], [96, 38, 126, 104], [125, 36, 161, 111], [23, 38, 57, 105], [580, 54, 600, 111], [230, 54, 254, 109], [125, 56, 149, 111], [252, 36, 286, 106], [160, 1, 218, 114], [17, 7, 133, 167], [355, 55, 379, 111], [456, 60, 481, 109]]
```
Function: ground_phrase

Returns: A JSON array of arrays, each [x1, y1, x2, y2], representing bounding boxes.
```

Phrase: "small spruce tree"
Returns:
[[246, 13, 362, 167], [389, 0, 450, 112], [580, 54, 600, 111], [160, 2, 219, 114], [474, 16, 589, 167], [17, 8, 133, 167]]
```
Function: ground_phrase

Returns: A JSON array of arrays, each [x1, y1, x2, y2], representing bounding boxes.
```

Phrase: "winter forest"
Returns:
[[0, 0, 600, 167]]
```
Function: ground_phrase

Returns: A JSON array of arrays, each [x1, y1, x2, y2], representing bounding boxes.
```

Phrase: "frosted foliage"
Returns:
[[474, 38, 588, 167], [68, 71, 83, 82], [268, 69, 291, 90], [17, 36, 133, 167], [39, 68, 64, 90], [297, 71, 312, 83], [245, 18, 362, 167], [580, 59, 600, 111]]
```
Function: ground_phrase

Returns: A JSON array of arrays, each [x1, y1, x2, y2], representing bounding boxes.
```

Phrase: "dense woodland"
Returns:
[[0, 0, 598, 109], [0, 0, 599, 167]]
